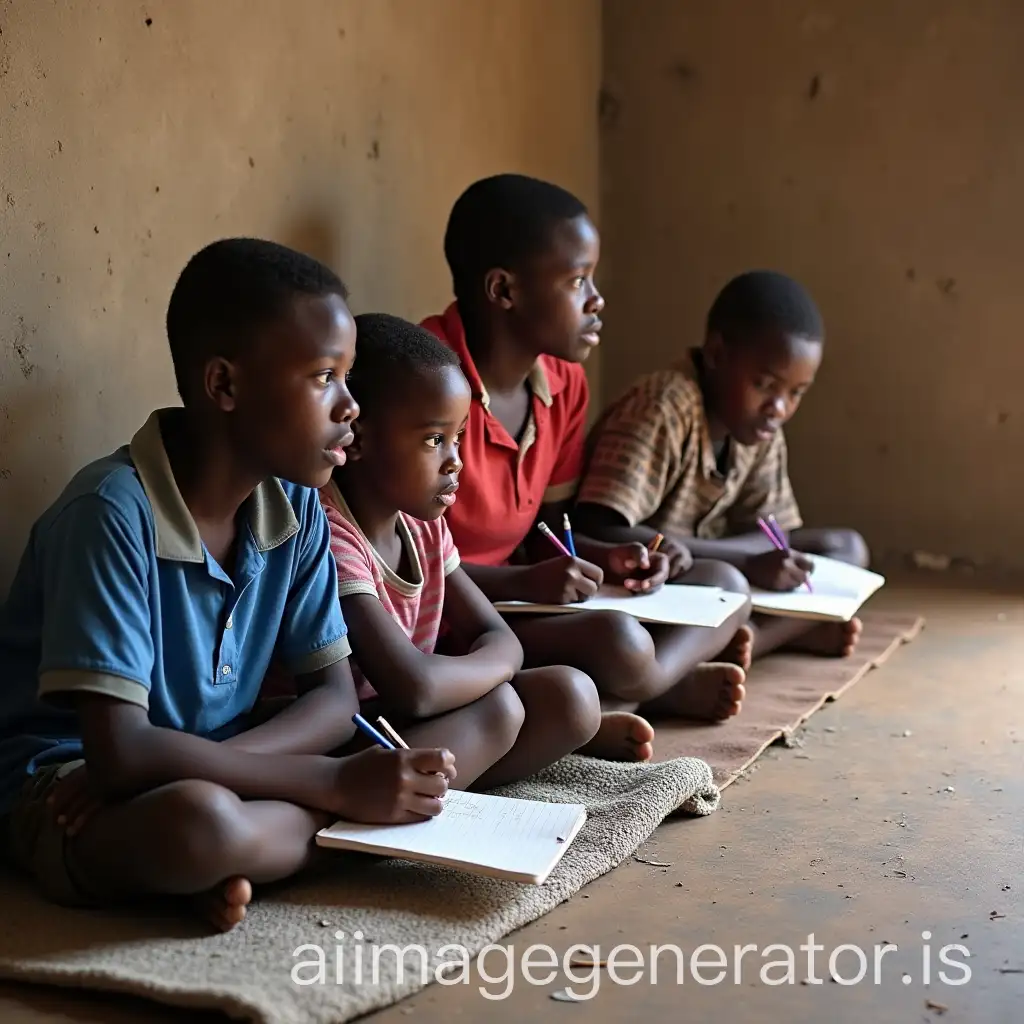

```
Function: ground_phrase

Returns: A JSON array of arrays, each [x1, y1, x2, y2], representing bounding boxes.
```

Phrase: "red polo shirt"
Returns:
[[421, 302, 589, 566]]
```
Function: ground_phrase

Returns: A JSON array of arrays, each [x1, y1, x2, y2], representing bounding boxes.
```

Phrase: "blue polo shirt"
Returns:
[[0, 409, 351, 815]]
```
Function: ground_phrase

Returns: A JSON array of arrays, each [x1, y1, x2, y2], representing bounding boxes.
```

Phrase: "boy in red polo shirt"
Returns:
[[422, 174, 754, 758]]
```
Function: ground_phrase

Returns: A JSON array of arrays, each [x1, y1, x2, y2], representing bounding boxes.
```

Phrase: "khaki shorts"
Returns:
[[1, 759, 99, 907]]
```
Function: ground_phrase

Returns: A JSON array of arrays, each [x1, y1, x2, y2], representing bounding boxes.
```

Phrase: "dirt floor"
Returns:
[[1, 568, 1021, 1024]]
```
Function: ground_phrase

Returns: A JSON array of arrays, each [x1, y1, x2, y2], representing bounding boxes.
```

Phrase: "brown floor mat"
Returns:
[[650, 611, 925, 788]]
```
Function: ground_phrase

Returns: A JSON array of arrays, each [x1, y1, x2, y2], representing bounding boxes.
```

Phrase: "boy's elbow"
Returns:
[[75, 696, 153, 800], [383, 666, 443, 719], [391, 688, 441, 720], [83, 741, 144, 801]]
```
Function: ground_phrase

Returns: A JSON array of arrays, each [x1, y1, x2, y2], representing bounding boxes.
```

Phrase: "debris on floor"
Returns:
[[925, 998, 949, 1014], [912, 551, 951, 570], [550, 988, 583, 1002], [777, 729, 804, 748]]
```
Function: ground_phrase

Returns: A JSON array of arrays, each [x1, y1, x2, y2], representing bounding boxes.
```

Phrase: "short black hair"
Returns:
[[349, 313, 461, 417], [706, 271, 824, 346], [443, 173, 588, 303], [165, 237, 348, 402]]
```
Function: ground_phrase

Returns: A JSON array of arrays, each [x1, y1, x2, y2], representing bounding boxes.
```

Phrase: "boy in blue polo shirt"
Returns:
[[0, 238, 454, 932]]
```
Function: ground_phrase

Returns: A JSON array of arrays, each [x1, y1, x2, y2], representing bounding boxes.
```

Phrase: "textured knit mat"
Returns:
[[0, 753, 718, 1024], [651, 611, 925, 788]]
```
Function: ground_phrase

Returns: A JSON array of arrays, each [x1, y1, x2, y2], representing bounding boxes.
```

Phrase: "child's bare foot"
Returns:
[[192, 876, 252, 932], [719, 624, 754, 671], [579, 712, 655, 762], [644, 663, 745, 722], [783, 617, 862, 658]]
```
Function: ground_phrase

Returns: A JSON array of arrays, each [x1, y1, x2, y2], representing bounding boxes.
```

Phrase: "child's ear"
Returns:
[[703, 331, 726, 371], [204, 357, 238, 411], [483, 268, 515, 311]]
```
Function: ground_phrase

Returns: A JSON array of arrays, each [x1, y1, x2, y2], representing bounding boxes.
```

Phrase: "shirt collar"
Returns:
[[129, 409, 299, 562], [678, 348, 760, 481]]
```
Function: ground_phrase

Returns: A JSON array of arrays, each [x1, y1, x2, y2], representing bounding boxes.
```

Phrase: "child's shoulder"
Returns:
[[317, 483, 366, 545], [602, 354, 705, 427], [33, 442, 157, 546]]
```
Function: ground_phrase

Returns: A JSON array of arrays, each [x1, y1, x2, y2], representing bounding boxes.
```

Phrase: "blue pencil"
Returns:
[[563, 513, 577, 558], [352, 713, 395, 750]]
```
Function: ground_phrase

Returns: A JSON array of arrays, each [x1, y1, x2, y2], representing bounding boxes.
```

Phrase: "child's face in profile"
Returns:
[[358, 365, 472, 521], [227, 292, 359, 488], [501, 214, 605, 364], [703, 329, 822, 446]]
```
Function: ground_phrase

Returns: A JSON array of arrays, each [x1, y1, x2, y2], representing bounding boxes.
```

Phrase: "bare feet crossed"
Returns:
[[579, 711, 655, 762], [192, 876, 252, 932], [783, 617, 862, 658]]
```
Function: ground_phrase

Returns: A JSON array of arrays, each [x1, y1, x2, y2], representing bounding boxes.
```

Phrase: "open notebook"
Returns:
[[315, 789, 587, 885], [751, 555, 885, 622], [494, 584, 748, 628]]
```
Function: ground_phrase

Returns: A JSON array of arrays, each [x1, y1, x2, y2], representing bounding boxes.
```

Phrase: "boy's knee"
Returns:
[[821, 529, 870, 568], [587, 611, 656, 673], [686, 558, 751, 595], [841, 529, 870, 568], [480, 681, 527, 750], [162, 780, 255, 871], [583, 611, 661, 702], [535, 667, 602, 747]]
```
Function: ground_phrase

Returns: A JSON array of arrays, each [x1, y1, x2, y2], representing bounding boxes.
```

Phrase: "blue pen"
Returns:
[[562, 513, 577, 558], [352, 713, 395, 750]]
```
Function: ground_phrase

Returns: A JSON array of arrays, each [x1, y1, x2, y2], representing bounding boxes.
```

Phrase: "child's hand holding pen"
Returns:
[[512, 524, 598, 602], [346, 714, 456, 821], [604, 541, 670, 593], [648, 533, 694, 580], [522, 544, 604, 604], [749, 517, 814, 592]]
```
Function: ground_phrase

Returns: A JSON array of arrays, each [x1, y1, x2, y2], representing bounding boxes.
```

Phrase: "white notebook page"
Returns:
[[751, 555, 885, 620], [497, 584, 748, 628], [316, 789, 586, 882]]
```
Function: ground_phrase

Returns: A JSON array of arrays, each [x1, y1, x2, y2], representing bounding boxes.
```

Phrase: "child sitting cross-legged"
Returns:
[[576, 270, 870, 664], [0, 240, 454, 934], [320, 313, 602, 789]]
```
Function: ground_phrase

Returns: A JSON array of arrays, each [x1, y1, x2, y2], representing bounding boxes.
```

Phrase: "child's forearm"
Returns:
[[684, 533, 776, 567], [383, 647, 516, 718], [76, 694, 336, 807], [460, 562, 533, 603], [225, 664, 357, 756], [574, 527, 657, 561]]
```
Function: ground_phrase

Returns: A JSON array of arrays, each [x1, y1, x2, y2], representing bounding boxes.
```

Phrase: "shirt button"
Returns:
[[225, 615, 233, 629], [222, 665, 231, 676]]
